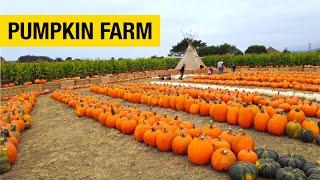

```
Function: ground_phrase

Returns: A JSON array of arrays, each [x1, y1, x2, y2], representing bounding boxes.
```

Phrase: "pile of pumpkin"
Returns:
[[0, 92, 38, 174], [187, 71, 320, 92], [52, 89, 320, 180], [96, 82, 320, 118], [89, 83, 320, 145]]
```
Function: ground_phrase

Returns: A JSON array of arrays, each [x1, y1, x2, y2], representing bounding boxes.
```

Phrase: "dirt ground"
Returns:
[[1, 79, 319, 180]]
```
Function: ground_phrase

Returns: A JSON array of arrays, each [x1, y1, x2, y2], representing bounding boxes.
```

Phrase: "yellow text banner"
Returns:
[[0, 15, 160, 47]]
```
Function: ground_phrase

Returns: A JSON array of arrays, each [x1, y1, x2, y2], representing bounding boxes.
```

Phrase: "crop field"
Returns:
[[0, 54, 320, 180]]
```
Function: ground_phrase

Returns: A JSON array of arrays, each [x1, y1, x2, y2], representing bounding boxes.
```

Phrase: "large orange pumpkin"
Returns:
[[210, 100, 228, 122], [187, 135, 213, 165], [267, 111, 288, 136], [238, 105, 254, 129], [254, 108, 270, 132]]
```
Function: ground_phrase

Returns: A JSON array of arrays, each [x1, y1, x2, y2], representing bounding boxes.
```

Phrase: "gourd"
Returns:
[[228, 162, 257, 180], [299, 129, 314, 143], [255, 148, 279, 161], [275, 167, 307, 180], [277, 153, 307, 170], [286, 120, 302, 138], [255, 158, 281, 178]]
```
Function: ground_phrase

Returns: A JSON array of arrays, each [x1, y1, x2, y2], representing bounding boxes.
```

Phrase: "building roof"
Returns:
[[267, 47, 280, 53]]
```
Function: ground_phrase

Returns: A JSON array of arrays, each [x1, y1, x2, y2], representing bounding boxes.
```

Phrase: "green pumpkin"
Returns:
[[308, 173, 320, 180], [255, 158, 281, 178], [304, 162, 319, 171], [255, 148, 279, 161], [306, 167, 320, 177], [228, 162, 257, 180], [278, 154, 307, 170], [315, 136, 320, 146], [303, 161, 320, 176], [299, 129, 314, 143], [276, 167, 307, 180], [0, 152, 10, 174], [286, 121, 302, 138]]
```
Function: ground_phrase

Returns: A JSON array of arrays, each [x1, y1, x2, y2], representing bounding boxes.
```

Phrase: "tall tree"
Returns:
[[216, 43, 243, 55], [245, 45, 267, 54], [65, 57, 73, 61], [55, 57, 63, 62], [169, 38, 207, 56], [0, 56, 5, 62], [18, 55, 53, 62], [198, 44, 242, 56]]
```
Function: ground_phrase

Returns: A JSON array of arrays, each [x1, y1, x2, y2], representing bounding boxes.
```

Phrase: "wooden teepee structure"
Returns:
[[175, 32, 205, 70]]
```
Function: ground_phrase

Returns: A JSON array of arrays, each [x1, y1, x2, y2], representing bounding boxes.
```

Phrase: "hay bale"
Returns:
[[110, 74, 119, 82], [126, 73, 134, 80], [60, 80, 75, 88], [101, 75, 111, 83], [43, 82, 60, 92], [75, 79, 90, 86], [90, 78, 102, 85]]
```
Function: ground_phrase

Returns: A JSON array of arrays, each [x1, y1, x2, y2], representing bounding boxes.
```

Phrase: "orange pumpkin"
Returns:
[[156, 127, 174, 152], [238, 105, 254, 129], [211, 148, 236, 171], [212, 137, 231, 152], [226, 106, 239, 125], [143, 128, 160, 147], [202, 121, 221, 139], [220, 128, 236, 145], [172, 132, 192, 155], [267, 111, 288, 136], [210, 100, 228, 122], [237, 149, 258, 163], [189, 103, 200, 115], [301, 120, 319, 136], [254, 108, 270, 132], [187, 135, 213, 165], [120, 118, 137, 135], [231, 131, 254, 156], [287, 108, 305, 123], [134, 121, 151, 142]]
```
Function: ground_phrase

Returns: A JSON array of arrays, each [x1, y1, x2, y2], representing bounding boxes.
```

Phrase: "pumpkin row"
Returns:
[[89, 83, 320, 145], [0, 92, 39, 174], [194, 71, 320, 84], [191, 71, 320, 91], [51, 89, 320, 180]]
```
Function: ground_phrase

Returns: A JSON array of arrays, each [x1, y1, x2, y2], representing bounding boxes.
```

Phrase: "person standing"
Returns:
[[217, 60, 224, 73], [179, 64, 186, 80], [208, 67, 213, 75], [231, 63, 236, 72]]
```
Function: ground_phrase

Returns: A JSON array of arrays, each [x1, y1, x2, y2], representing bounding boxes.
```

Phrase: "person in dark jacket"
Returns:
[[179, 64, 186, 80], [231, 63, 236, 72]]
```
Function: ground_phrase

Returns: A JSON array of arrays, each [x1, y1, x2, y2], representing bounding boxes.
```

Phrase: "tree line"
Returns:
[[168, 38, 273, 57]]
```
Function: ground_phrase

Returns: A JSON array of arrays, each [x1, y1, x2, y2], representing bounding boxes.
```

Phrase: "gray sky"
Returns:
[[0, 0, 319, 60]]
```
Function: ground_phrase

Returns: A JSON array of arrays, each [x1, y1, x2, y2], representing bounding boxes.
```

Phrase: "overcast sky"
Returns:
[[0, 0, 319, 60]]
